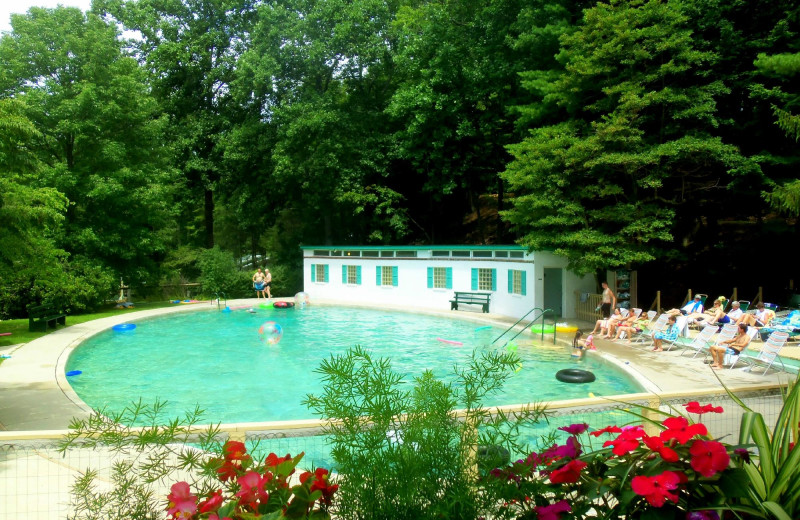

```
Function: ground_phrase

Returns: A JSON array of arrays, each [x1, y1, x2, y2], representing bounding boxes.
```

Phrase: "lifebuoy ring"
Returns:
[[112, 323, 136, 332], [273, 301, 295, 308], [556, 368, 596, 384]]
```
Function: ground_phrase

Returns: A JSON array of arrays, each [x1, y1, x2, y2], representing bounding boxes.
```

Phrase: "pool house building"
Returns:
[[301, 245, 596, 319]]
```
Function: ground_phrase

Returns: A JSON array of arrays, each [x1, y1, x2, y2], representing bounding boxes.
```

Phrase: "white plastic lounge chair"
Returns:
[[724, 327, 760, 367], [635, 314, 669, 348], [733, 331, 790, 374], [678, 325, 718, 358]]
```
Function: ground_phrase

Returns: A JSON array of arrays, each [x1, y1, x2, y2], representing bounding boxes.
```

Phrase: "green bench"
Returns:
[[450, 292, 491, 313], [28, 304, 67, 332]]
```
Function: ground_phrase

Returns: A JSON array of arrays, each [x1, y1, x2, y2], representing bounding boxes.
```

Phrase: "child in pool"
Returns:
[[572, 331, 596, 358]]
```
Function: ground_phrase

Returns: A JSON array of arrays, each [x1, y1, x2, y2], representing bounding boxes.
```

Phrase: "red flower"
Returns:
[[198, 490, 224, 514], [224, 440, 250, 461], [684, 401, 724, 414], [535, 499, 571, 520], [734, 448, 751, 464], [690, 440, 730, 477], [603, 426, 645, 456], [661, 416, 707, 445], [631, 471, 682, 507], [235, 471, 271, 510], [590, 425, 623, 437], [300, 467, 339, 505], [558, 423, 589, 435], [642, 435, 680, 462], [166, 482, 197, 519], [265, 452, 293, 467], [548, 459, 587, 484], [214, 459, 240, 482], [542, 436, 582, 461]]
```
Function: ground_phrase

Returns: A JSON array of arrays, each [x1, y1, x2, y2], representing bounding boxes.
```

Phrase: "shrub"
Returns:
[[198, 246, 244, 297]]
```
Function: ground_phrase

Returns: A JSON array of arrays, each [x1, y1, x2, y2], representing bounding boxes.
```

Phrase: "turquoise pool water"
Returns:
[[66, 306, 642, 424]]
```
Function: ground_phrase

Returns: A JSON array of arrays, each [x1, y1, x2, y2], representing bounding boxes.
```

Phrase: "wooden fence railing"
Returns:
[[574, 292, 603, 322]]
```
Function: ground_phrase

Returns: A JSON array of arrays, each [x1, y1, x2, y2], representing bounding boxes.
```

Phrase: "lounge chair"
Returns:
[[678, 324, 718, 358], [634, 314, 669, 349], [663, 316, 690, 351], [733, 331, 790, 374], [723, 326, 760, 368]]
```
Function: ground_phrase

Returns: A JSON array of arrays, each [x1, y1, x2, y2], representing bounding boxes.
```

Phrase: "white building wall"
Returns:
[[301, 247, 595, 320]]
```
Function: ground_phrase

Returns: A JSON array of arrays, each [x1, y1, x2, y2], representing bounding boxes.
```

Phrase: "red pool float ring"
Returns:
[[273, 301, 295, 308]]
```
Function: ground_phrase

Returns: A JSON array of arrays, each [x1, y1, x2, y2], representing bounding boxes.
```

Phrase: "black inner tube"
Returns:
[[556, 368, 596, 384]]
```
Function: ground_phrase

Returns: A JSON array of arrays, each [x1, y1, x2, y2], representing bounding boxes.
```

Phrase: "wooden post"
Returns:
[[642, 396, 662, 436], [732, 287, 738, 301], [657, 291, 661, 313]]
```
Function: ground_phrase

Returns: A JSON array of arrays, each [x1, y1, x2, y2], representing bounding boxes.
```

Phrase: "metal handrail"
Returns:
[[491, 307, 557, 346], [212, 292, 227, 309], [491, 307, 545, 345]]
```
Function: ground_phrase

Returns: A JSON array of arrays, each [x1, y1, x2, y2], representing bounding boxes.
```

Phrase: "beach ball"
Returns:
[[258, 321, 283, 345], [294, 292, 310, 306]]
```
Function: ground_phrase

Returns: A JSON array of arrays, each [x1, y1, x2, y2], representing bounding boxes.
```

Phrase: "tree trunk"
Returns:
[[205, 188, 214, 249]]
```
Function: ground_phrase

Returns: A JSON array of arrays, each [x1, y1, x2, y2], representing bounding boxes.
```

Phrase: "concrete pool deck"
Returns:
[[0, 298, 796, 432]]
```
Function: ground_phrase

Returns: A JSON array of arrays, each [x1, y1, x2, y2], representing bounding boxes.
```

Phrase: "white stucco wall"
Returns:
[[301, 246, 594, 320]]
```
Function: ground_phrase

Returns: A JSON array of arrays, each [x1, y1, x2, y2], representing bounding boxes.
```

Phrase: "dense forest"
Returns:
[[1, 0, 798, 318]]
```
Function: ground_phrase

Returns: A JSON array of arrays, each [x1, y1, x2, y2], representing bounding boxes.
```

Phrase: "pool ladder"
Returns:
[[491, 307, 557, 346], [212, 292, 227, 309]]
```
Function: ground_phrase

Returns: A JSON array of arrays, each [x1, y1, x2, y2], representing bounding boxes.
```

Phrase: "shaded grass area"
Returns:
[[0, 301, 177, 349]]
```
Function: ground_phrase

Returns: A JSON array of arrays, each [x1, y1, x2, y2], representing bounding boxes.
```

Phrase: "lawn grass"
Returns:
[[0, 301, 177, 348]]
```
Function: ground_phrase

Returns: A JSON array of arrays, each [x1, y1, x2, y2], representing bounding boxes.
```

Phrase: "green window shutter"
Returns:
[[471, 268, 478, 290], [491, 269, 496, 291], [324, 264, 329, 282], [445, 268, 452, 289], [521, 271, 527, 296], [356, 266, 362, 285], [508, 270, 513, 293], [311, 264, 316, 282], [427, 267, 433, 288], [342, 265, 348, 284], [392, 266, 398, 287], [376, 266, 382, 286]]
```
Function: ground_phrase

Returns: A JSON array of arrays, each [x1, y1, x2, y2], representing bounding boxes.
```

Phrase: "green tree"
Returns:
[[0, 7, 177, 285], [502, 0, 756, 275]]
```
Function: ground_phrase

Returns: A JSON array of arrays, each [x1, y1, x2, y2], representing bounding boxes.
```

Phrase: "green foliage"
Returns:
[[502, 0, 755, 274], [198, 246, 247, 297], [304, 345, 548, 520]]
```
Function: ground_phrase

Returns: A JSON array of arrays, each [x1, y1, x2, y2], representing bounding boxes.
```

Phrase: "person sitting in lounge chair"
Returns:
[[738, 302, 774, 328], [709, 323, 752, 369], [605, 310, 638, 339], [708, 300, 743, 326], [690, 297, 725, 324], [613, 312, 651, 341], [652, 315, 679, 352], [666, 294, 704, 317], [590, 307, 625, 336]]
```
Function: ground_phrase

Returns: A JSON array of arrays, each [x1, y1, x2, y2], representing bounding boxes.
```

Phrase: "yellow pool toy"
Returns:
[[555, 322, 579, 333]]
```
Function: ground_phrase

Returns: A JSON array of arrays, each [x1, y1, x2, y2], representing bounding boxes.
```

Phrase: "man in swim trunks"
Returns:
[[253, 268, 266, 298], [600, 282, 616, 319], [264, 269, 272, 299], [709, 323, 751, 369]]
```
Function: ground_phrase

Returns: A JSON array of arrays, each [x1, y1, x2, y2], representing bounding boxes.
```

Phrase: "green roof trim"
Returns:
[[301, 245, 527, 251]]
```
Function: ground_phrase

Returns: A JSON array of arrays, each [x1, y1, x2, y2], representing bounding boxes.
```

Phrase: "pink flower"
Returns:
[[684, 401, 724, 414], [690, 440, 730, 477], [558, 423, 589, 435], [166, 482, 197, 519], [661, 416, 708, 445], [198, 490, 224, 513], [235, 471, 270, 510], [631, 471, 682, 507], [542, 436, 582, 460], [548, 459, 587, 484], [535, 499, 571, 520]]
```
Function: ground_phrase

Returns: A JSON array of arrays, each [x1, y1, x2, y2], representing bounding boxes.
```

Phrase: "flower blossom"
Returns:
[[535, 499, 571, 520], [547, 459, 587, 484], [542, 436, 582, 461], [300, 467, 339, 505], [603, 426, 646, 456], [558, 423, 589, 435], [235, 471, 271, 510], [631, 470, 682, 507], [198, 490, 224, 514], [590, 425, 623, 437], [661, 416, 708, 445], [684, 402, 724, 415], [734, 448, 751, 464], [689, 440, 730, 477], [642, 435, 680, 462], [166, 482, 197, 519]]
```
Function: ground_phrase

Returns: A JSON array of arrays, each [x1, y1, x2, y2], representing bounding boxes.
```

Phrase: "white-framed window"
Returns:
[[311, 264, 329, 283], [376, 266, 398, 286], [427, 267, 452, 289], [508, 269, 527, 295], [342, 265, 361, 285], [471, 268, 496, 291]]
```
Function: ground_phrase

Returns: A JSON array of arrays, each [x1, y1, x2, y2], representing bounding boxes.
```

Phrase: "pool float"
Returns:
[[112, 323, 136, 332], [555, 368, 596, 384], [180, 299, 201, 304], [66, 370, 82, 376], [273, 301, 295, 308], [436, 337, 463, 346], [259, 302, 274, 309], [556, 322, 579, 333], [474, 325, 492, 332], [530, 324, 556, 334]]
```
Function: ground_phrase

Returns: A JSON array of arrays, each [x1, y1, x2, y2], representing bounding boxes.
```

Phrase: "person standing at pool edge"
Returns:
[[600, 282, 616, 319], [253, 268, 266, 298], [264, 269, 272, 299]]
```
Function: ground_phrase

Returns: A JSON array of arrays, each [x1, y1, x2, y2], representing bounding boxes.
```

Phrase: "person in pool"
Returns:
[[572, 331, 585, 358]]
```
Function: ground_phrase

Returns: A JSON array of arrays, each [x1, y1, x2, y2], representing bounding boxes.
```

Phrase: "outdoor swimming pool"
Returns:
[[65, 305, 643, 424]]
